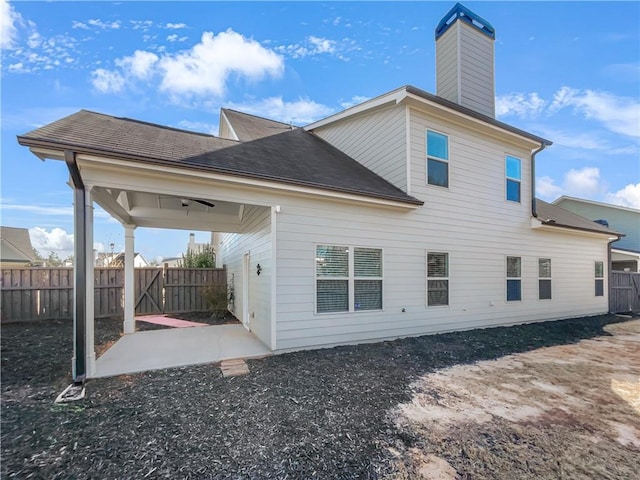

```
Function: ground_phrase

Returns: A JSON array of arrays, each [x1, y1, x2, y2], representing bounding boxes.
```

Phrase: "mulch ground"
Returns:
[[0, 313, 635, 479]]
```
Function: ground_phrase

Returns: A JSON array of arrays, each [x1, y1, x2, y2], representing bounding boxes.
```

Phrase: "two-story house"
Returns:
[[18, 3, 619, 379]]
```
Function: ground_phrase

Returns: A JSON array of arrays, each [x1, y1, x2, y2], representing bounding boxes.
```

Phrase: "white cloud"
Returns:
[[550, 86, 640, 138], [29, 227, 74, 256], [536, 176, 563, 199], [1, 0, 22, 49], [115, 50, 158, 79], [177, 120, 218, 135], [564, 167, 603, 197], [71, 20, 89, 30], [87, 18, 121, 30], [91, 68, 125, 93], [536, 167, 606, 201], [606, 183, 640, 209], [226, 97, 334, 125], [167, 34, 178, 42], [496, 92, 546, 117], [158, 30, 283, 98], [275, 35, 338, 59], [2, 204, 73, 216], [340, 95, 370, 109], [166, 22, 187, 29]]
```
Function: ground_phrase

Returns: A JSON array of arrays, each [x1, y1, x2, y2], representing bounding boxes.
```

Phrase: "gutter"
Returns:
[[530, 142, 550, 218], [64, 150, 87, 385]]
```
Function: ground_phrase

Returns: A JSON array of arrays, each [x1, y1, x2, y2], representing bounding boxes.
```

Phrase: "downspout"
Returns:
[[530, 142, 548, 218], [64, 150, 87, 385]]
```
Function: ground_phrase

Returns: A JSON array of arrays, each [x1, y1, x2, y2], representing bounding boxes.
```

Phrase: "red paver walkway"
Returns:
[[135, 315, 209, 328]]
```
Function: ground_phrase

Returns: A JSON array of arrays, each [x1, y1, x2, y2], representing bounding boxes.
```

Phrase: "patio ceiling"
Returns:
[[93, 186, 247, 233]]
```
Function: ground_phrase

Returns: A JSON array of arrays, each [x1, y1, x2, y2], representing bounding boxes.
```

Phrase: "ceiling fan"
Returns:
[[181, 198, 215, 208]]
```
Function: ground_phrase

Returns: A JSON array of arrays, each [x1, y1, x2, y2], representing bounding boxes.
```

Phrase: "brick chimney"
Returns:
[[435, 3, 496, 118]]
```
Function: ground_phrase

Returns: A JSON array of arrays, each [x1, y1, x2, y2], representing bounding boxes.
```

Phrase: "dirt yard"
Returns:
[[390, 320, 640, 479], [2, 314, 638, 479]]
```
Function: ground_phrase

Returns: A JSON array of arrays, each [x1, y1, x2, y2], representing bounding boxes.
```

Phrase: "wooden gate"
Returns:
[[610, 271, 640, 314], [135, 268, 164, 315]]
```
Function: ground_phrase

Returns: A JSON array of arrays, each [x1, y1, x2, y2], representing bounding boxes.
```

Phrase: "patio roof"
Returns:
[[18, 110, 423, 207]]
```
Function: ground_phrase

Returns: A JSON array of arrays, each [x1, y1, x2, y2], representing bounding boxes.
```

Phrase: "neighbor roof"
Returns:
[[222, 108, 294, 142], [553, 195, 640, 214], [18, 110, 422, 206], [535, 199, 622, 236], [0, 226, 36, 263]]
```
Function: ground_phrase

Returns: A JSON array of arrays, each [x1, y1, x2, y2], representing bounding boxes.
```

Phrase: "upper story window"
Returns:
[[427, 130, 449, 188], [506, 155, 521, 202]]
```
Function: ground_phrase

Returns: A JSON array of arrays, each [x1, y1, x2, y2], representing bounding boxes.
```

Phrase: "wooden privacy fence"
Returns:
[[1, 267, 226, 322], [610, 271, 640, 314]]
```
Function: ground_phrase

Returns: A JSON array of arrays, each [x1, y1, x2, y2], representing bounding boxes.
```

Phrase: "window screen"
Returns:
[[595, 261, 604, 297], [539, 258, 551, 300], [506, 155, 521, 202], [507, 256, 521, 301], [427, 252, 449, 306], [427, 130, 449, 187]]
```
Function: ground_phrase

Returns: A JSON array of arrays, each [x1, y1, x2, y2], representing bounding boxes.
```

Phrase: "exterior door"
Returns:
[[242, 252, 251, 330]]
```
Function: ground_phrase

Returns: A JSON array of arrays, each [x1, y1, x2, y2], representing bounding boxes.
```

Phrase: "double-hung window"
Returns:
[[595, 261, 604, 296], [316, 245, 383, 313], [427, 130, 449, 187], [506, 155, 521, 202], [538, 258, 552, 300], [506, 256, 522, 301], [427, 252, 449, 306]]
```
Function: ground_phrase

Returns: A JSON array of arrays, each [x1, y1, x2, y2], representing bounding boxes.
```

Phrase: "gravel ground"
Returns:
[[1, 313, 634, 479]]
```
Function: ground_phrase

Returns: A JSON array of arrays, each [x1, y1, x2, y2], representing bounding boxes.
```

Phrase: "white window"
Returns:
[[538, 258, 552, 300], [316, 245, 382, 313], [595, 261, 604, 297], [427, 252, 449, 306], [506, 256, 521, 301], [426, 130, 449, 187], [506, 155, 521, 202]]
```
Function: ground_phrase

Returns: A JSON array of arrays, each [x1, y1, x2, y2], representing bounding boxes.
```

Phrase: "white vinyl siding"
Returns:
[[538, 258, 552, 300], [436, 21, 495, 117], [311, 104, 408, 191], [218, 205, 272, 346], [427, 252, 449, 306]]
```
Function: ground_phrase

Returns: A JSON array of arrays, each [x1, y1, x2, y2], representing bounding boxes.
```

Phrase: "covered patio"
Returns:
[[94, 323, 271, 378], [18, 111, 280, 382]]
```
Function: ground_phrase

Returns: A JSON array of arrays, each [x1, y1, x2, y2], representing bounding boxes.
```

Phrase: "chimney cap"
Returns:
[[435, 2, 495, 40]]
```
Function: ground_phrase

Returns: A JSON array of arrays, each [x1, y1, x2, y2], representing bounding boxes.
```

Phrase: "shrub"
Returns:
[[201, 283, 228, 318]]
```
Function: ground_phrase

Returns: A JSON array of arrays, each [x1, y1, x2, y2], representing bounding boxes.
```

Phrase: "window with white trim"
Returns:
[[506, 155, 521, 202], [427, 252, 449, 306], [316, 245, 382, 313], [538, 258, 552, 300], [506, 256, 522, 301], [595, 261, 604, 297], [426, 130, 449, 187]]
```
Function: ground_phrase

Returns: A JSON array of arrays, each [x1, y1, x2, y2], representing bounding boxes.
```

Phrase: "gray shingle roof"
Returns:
[[0, 226, 36, 263], [535, 199, 621, 236], [18, 110, 422, 206], [222, 109, 294, 141]]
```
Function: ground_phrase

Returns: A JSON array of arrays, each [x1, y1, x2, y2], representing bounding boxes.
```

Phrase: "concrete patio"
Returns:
[[93, 324, 271, 378]]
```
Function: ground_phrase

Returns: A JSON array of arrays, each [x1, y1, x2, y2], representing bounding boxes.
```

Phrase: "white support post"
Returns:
[[123, 224, 136, 334], [84, 187, 96, 377]]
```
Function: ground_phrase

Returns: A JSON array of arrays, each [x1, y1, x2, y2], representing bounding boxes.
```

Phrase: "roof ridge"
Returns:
[[79, 109, 228, 140], [222, 108, 294, 128]]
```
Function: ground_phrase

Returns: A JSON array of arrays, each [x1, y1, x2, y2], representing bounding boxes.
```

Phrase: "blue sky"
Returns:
[[1, 1, 639, 262]]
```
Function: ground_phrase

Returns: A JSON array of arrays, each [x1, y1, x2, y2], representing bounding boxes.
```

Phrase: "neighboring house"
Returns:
[[96, 252, 148, 267], [161, 257, 182, 268], [553, 196, 640, 272], [108, 252, 149, 268], [17, 3, 620, 379], [0, 226, 37, 267]]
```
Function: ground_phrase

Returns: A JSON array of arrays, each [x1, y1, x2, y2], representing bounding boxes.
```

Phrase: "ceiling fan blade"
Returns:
[[192, 199, 215, 208]]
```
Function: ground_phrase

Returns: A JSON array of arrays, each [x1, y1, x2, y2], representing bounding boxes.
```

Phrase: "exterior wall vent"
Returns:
[[435, 3, 496, 118]]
